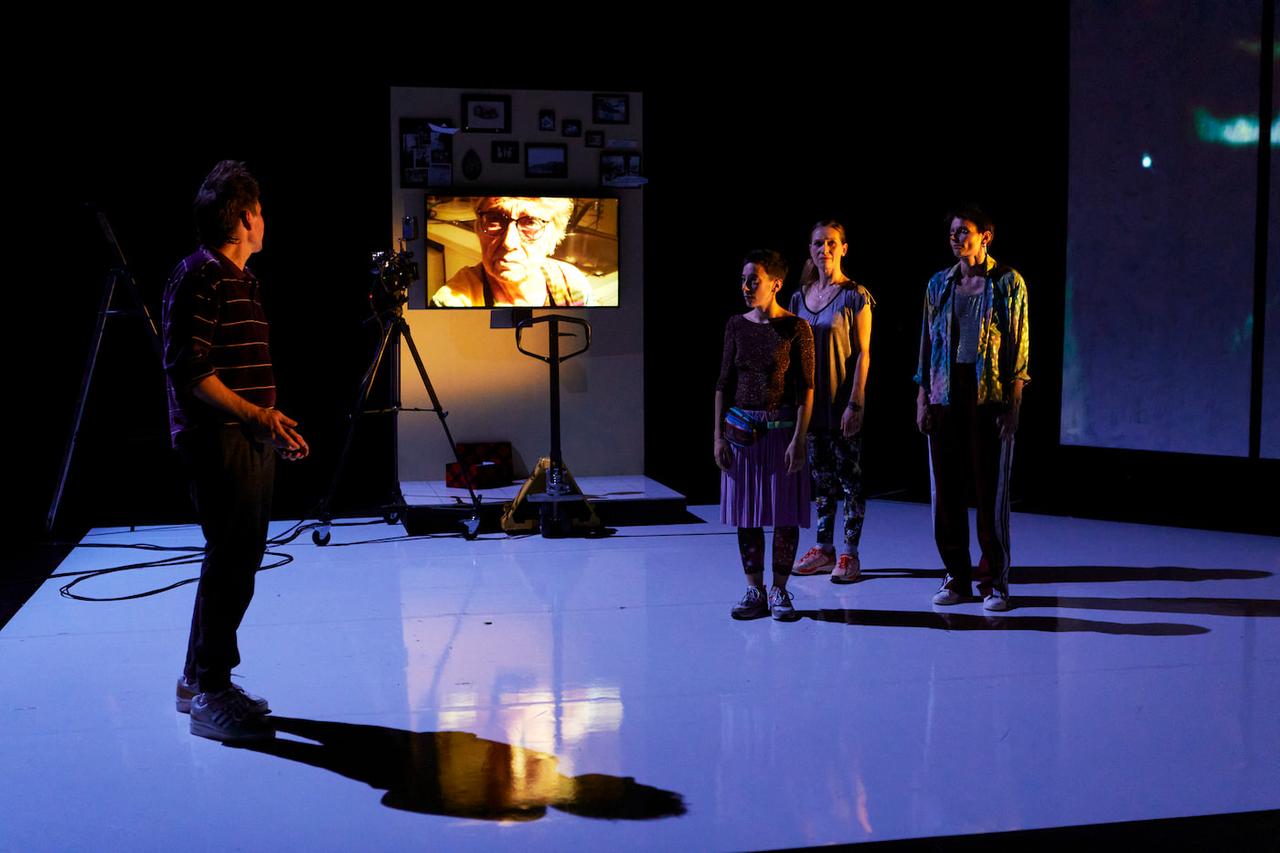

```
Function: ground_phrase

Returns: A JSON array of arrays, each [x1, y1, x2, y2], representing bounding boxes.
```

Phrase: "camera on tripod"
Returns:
[[369, 216, 420, 317]]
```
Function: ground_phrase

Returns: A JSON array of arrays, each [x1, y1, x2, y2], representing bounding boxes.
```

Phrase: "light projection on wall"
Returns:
[[1063, 0, 1271, 457], [1193, 108, 1280, 147]]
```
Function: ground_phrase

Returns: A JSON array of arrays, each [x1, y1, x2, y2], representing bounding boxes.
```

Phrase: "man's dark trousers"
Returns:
[[179, 425, 275, 693]]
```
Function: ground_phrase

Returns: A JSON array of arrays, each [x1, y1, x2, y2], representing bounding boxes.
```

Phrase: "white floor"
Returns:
[[2, 501, 1278, 851]]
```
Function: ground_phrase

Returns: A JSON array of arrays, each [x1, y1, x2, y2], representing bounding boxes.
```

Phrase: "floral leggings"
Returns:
[[737, 527, 799, 576], [807, 429, 865, 556]]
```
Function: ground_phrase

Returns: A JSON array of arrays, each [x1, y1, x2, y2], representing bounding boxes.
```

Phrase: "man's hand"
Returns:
[[250, 406, 310, 460], [190, 375, 309, 459]]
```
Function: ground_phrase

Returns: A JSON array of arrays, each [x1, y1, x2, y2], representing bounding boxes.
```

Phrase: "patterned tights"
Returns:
[[737, 526, 800, 577]]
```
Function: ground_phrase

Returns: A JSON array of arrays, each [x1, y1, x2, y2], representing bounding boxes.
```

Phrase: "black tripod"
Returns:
[[47, 207, 163, 533], [312, 250, 481, 545]]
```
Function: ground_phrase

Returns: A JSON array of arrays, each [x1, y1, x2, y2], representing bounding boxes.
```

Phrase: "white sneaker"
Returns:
[[830, 554, 861, 585], [792, 546, 836, 575], [983, 589, 1011, 612], [932, 575, 969, 606]]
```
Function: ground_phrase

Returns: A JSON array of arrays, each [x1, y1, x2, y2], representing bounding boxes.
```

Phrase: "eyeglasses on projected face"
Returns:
[[477, 210, 550, 242]]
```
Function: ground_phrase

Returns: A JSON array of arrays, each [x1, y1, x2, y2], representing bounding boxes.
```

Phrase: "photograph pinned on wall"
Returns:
[[592, 93, 630, 125], [400, 118, 455, 188], [538, 109, 556, 131], [491, 141, 520, 164], [526, 143, 568, 178], [562, 118, 583, 137], [600, 151, 644, 188], [461, 94, 511, 133], [585, 130, 605, 148]]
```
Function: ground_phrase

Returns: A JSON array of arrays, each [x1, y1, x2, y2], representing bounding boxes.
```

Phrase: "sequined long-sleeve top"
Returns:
[[716, 314, 815, 411]]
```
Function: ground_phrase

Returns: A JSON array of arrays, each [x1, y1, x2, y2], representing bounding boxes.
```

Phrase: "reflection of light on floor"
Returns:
[[499, 687, 624, 771], [563, 687, 624, 744], [857, 773, 872, 834], [438, 689, 479, 730]]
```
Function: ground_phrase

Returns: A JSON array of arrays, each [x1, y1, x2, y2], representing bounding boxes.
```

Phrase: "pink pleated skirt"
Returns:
[[719, 408, 811, 528]]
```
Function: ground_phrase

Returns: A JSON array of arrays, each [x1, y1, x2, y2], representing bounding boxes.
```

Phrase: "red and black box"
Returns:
[[445, 441, 514, 489]]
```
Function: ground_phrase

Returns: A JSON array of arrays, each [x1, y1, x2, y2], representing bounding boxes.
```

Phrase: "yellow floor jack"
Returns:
[[500, 314, 605, 538]]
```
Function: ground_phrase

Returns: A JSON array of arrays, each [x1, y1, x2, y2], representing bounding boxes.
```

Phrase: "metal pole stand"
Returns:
[[510, 314, 600, 538], [47, 208, 163, 534]]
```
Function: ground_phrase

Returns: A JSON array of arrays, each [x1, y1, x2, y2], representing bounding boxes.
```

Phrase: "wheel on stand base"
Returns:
[[312, 526, 332, 546], [384, 509, 402, 525]]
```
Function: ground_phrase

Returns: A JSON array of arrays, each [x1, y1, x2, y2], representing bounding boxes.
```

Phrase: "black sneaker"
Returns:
[[189, 688, 275, 742], [731, 587, 769, 620], [177, 676, 269, 716]]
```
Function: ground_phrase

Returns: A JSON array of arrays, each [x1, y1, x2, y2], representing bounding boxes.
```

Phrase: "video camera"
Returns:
[[369, 216, 420, 317]]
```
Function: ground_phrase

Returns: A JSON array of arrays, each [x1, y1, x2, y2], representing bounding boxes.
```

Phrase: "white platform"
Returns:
[[401, 475, 683, 506], [2, 501, 1277, 851]]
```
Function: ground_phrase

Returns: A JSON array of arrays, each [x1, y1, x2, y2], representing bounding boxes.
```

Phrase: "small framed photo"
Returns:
[[400, 117, 454, 188], [538, 109, 556, 131], [584, 130, 605, 148], [601, 151, 642, 187], [561, 118, 583, 137], [461, 93, 511, 133], [491, 140, 519, 164], [526, 143, 568, 178], [592, 93, 630, 125]]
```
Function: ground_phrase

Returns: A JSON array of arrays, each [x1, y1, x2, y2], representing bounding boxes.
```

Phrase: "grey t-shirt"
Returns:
[[954, 288, 984, 364], [788, 282, 874, 431]]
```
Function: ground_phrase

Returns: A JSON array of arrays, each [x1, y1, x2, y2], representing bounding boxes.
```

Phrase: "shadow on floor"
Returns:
[[230, 717, 687, 821], [1006, 595, 1280, 617], [857, 565, 1274, 584], [796, 608, 1209, 635], [1, 541, 77, 631]]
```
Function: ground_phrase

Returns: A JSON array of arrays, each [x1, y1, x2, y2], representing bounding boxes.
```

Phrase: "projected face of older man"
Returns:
[[474, 197, 572, 303]]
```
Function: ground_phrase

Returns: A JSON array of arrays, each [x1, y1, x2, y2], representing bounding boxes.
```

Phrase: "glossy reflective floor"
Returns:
[[3, 501, 1277, 851]]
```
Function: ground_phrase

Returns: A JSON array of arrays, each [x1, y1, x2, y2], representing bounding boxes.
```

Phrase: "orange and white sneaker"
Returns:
[[830, 554, 861, 584], [792, 546, 836, 575]]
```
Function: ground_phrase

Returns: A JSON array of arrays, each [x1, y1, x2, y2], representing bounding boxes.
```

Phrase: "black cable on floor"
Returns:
[[57, 551, 295, 602], [51, 519, 389, 602]]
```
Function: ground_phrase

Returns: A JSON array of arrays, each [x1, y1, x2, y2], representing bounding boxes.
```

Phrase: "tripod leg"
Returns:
[[399, 319, 482, 538], [123, 271, 163, 361], [313, 317, 398, 538], [46, 274, 118, 533]]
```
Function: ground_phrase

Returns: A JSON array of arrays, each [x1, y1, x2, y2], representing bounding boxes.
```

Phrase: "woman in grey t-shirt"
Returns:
[[789, 220, 873, 582]]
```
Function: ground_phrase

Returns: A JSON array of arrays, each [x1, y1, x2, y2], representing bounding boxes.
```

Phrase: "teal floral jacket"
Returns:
[[913, 255, 1030, 406]]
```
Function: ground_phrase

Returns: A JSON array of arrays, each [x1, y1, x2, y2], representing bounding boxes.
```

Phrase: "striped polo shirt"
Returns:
[[162, 246, 276, 444]]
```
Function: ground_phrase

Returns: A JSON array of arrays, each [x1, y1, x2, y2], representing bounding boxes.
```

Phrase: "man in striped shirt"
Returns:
[[163, 160, 308, 742]]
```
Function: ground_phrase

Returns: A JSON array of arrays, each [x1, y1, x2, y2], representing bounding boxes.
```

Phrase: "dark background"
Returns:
[[16, 13, 1277, 545]]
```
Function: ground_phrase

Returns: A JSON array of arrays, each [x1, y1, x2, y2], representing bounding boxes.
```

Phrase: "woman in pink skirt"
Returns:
[[713, 249, 815, 621]]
